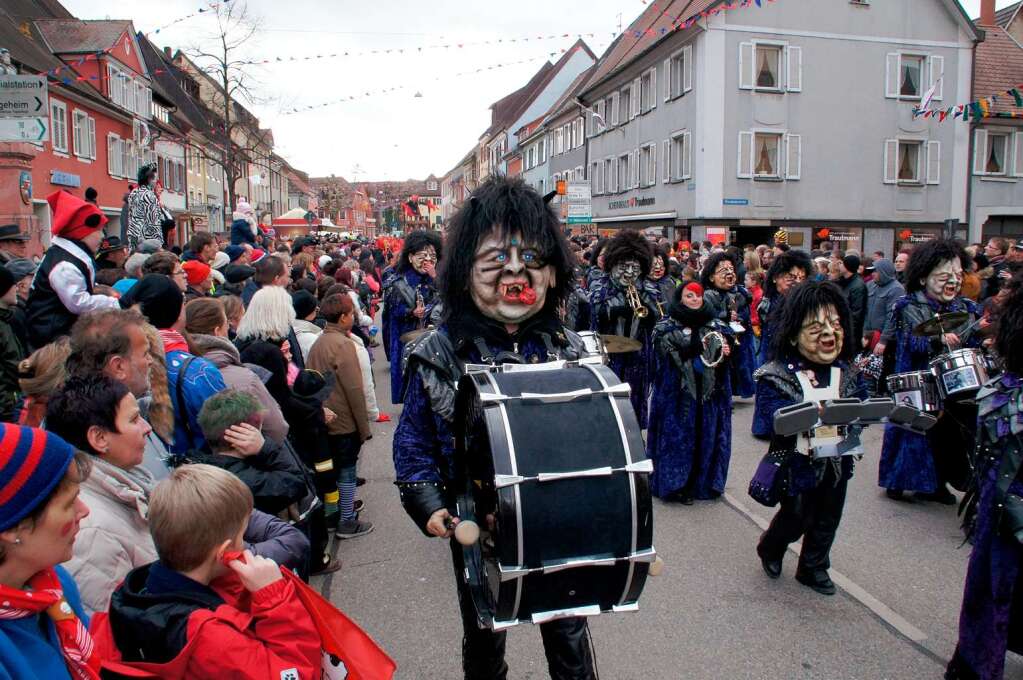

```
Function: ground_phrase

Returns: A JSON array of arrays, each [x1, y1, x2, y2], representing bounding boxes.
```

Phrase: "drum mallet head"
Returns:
[[451, 519, 480, 546], [648, 556, 665, 577]]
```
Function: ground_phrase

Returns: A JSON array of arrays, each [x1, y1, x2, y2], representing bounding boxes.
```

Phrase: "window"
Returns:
[[883, 139, 939, 184], [574, 118, 584, 148], [539, 137, 546, 163], [897, 141, 920, 182], [739, 42, 801, 92], [107, 134, 122, 177], [555, 128, 564, 155], [640, 68, 657, 113], [605, 157, 617, 193], [886, 53, 942, 101], [666, 46, 693, 99], [738, 131, 801, 180], [72, 110, 95, 159], [640, 144, 657, 186], [50, 100, 67, 153], [619, 152, 632, 190], [985, 133, 1008, 175], [973, 130, 1023, 178], [666, 130, 692, 181], [605, 95, 617, 127]]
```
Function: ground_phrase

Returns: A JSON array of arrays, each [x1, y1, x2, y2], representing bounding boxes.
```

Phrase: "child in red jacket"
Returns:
[[91, 464, 321, 679]]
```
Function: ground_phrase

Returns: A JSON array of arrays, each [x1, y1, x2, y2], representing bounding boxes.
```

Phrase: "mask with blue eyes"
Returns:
[[470, 230, 555, 326]]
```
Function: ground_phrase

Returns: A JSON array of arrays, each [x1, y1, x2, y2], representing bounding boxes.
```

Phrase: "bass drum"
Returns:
[[453, 362, 655, 630]]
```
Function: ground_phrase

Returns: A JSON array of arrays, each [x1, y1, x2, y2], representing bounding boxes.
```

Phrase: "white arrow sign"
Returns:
[[0, 75, 48, 118], [0, 117, 49, 142]]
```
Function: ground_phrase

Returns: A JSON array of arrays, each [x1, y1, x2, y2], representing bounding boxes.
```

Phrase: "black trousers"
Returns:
[[928, 399, 977, 493], [759, 461, 849, 574], [449, 540, 596, 680]]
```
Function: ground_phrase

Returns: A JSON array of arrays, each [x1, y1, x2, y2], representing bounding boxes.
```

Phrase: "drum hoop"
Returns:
[[580, 362, 640, 607]]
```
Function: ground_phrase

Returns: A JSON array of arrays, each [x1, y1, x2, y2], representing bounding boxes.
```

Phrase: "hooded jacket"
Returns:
[[91, 562, 320, 680], [835, 272, 868, 341], [188, 333, 289, 443], [864, 259, 905, 339], [229, 213, 258, 247]]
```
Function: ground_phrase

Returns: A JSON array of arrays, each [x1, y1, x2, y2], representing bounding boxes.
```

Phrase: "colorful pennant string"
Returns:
[[913, 85, 1023, 122]]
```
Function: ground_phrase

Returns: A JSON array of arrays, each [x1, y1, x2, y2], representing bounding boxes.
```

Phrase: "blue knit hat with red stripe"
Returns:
[[0, 424, 75, 531]]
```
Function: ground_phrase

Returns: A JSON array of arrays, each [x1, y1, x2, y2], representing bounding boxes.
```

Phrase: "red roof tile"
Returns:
[[35, 19, 131, 54], [974, 26, 1023, 114]]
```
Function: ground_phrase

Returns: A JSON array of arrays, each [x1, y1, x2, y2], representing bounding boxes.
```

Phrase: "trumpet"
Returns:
[[625, 283, 648, 319]]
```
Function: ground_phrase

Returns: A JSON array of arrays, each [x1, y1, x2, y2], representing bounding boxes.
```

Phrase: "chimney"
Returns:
[[980, 0, 997, 26]]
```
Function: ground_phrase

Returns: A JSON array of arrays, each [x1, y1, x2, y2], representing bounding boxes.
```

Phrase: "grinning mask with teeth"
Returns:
[[409, 246, 437, 275], [923, 258, 962, 303], [794, 304, 844, 365], [471, 230, 555, 325], [611, 259, 641, 288]]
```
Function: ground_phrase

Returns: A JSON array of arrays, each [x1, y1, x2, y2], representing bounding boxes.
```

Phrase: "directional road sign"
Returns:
[[0, 117, 49, 143], [0, 75, 48, 118]]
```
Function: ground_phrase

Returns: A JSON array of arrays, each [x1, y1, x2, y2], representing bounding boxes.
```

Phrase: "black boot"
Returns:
[[756, 543, 782, 579], [795, 569, 836, 596]]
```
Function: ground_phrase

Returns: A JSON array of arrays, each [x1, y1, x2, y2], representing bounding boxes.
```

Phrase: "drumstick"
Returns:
[[445, 518, 481, 546], [648, 556, 665, 577]]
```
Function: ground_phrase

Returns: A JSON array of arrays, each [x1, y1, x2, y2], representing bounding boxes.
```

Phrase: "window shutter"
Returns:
[[683, 45, 693, 93], [650, 68, 657, 109], [739, 42, 754, 90], [663, 140, 671, 182], [664, 59, 672, 101], [928, 55, 944, 101], [88, 117, 96, 159], [926, 140, 941, 184], [1014, 132, 1023, 177], [883, 139, 899, 184], [682, 131, 692, 179], [885, 53, 900, 99], [737, 131, 753, 178], [611, 92, 620, 126], [973, 129, 988, 175], [650, 144, 657, 184], [632, 78, 641, 119], [107, 134, 116, 175], [786, 46, 802, 92], [785, 134, 802, 180]]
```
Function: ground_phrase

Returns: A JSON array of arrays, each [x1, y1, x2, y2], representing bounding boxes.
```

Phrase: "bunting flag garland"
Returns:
[[145, 1, 230, 36], [913, 84, 1023, 122]]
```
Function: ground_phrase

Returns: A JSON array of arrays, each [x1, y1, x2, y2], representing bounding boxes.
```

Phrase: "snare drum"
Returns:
[[886, 370, 942, 412], [930, 348, 989, 399], [453, 363, 655, 629], [576, 331, 608, 365]]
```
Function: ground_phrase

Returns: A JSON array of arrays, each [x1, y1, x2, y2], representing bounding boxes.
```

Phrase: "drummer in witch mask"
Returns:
[[795, 304, 844, 366], [923, 258, 963, 304], [471, 232, 555, 328]]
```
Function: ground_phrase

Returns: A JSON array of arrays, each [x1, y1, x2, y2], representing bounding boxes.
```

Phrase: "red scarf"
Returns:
[[0, 568, 101, 679]]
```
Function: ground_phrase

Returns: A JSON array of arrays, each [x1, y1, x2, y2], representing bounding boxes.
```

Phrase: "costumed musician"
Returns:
[[750, 281, 866, 596], [588, 231, 665, 428], [647, 282, 734, 504], [878, 238, 979, 504], [947, 271, 1023, 680], [392, 176, 596, 680], [382, 230, 442, 404], [701, 252, 756, 398]]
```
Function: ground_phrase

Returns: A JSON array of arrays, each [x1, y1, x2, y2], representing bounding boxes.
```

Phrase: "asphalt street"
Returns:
[[316, 353, 1023, 680]]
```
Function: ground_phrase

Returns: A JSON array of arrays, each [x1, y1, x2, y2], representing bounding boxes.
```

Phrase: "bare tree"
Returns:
[[185, 0, 274, 214]]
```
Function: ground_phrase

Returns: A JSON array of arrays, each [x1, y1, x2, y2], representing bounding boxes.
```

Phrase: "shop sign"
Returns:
[[608, 196, 656, 210], [706, 226, 729, 245], [897, 228, 937, 244], [49, 170, 80, 188], [723, 198, 748, 206], [814, 227, 860, 243]]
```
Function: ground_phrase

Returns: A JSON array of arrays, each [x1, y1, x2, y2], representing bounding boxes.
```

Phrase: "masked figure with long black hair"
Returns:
[[382, 230, 442, 404], [701, 251, 755, 398], [125, 164, 163, 251], [392, 176, 596, 680]]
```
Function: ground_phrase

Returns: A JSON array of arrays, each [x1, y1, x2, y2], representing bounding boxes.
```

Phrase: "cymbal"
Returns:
[[913, 312, 970, 337], [600, 334, 643, 353], [400, 329, 430, 344]]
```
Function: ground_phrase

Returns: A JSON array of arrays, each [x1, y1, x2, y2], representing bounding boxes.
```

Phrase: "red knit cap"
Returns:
[[181, 260, 212, 287], [684, 282, 704, 295], [47, 190, 107, 241]]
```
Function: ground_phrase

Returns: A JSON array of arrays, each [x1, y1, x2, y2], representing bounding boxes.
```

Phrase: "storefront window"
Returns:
[[894, 227, 939, 253], [812, 226, 863, 253]]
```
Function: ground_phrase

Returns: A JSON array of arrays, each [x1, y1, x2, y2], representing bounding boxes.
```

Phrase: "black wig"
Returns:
[[436, 175, 574, 321], [764, 250, 813, 300], [903, 238, 971, 295], [995, 270, 1023, 376], [700, 251, 738, 290], [137, 163, 157, 188], [769, 280, 855, 363], [603, 230, 653, 279], [589, 237, 610, 269], [651, 246, 670, 274], [396, 229, 443, 274]]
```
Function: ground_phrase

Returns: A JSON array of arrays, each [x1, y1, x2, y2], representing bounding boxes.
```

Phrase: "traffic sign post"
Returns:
[[0, 75, 49, 143], [565, 181, 592, 225], [0, 117, 48, 142]]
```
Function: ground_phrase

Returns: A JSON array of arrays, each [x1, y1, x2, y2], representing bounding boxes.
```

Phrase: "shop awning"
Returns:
[[592, 211, 677, 223]]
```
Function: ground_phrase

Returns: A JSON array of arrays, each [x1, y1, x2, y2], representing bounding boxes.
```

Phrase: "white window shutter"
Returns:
[[738, 131, 753, 178], [632, 78, 641, 119], [739, 42, 754, 90], [785, 134, 802, 180], [786, 46, 802, 92], [88, 117, 96, 158], [664, 59, 672, 101], [928, 55, 944, 101], [633, 149, 640, 188], [663, 140, 670, 182], [885, 53, 900, 99], [883, 139, 899, 184], [1014, 132, 1023, 177], [682, 131, 692, 179], [926, 140, 941, 184], [611, 92, 620, 126], [973, 129, 988, 175], [650, 68, 657, 109], [107, 134, 116, 175], [650, 144, 657, 184], [683, 45, 693, 93]]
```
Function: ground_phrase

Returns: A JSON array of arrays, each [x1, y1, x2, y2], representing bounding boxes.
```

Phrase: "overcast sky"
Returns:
[[62, 0, 1014, 181]]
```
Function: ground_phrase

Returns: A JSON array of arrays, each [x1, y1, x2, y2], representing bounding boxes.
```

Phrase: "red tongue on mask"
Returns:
[[518, 287, 537, 305]]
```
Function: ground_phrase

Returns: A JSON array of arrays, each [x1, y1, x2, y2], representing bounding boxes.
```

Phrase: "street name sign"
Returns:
[[566, 181, 592, 224], [0, 75, 48, 118], [0, 117, 49, 143]]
